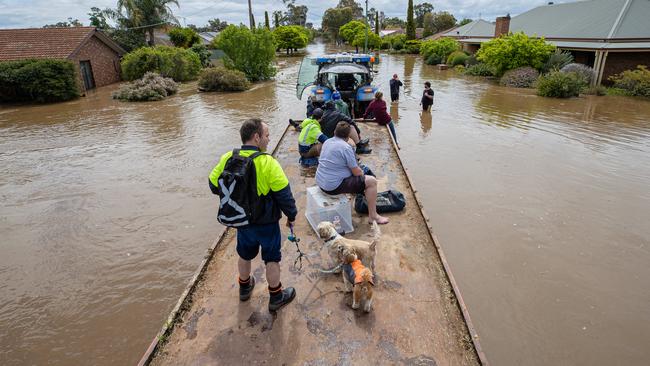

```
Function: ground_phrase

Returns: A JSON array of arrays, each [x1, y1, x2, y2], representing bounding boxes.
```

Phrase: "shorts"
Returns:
[[236, 222, 282, 263], [391, 93, 399, 102], [322, 175, 366, 195], [299, 143, 320, 158]]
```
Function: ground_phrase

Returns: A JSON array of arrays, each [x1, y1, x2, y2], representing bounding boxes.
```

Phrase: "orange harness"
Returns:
[[344, 259, 374, 286]]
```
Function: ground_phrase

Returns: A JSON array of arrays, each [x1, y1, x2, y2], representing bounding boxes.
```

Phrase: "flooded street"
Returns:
[[1, 43, 650, 365]]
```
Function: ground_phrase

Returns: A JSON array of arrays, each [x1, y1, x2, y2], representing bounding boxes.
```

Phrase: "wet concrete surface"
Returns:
[[149, 125, 479, 366]]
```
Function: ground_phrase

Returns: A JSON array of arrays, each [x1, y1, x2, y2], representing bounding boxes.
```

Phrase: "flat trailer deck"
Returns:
[[140, 123, 487, 365]]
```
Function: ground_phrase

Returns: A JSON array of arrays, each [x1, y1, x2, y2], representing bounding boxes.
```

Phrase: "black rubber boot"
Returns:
[[239, 277, 255, 302], [268, 287, 296, 312], [358, 138, 369, 145]]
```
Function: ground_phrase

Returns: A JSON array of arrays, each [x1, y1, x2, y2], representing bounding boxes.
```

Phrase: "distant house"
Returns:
[[0, 27, 125, 91], [198, 31, 219, 45], [378, 28, 426, 40], [442, 0, 650, 85]]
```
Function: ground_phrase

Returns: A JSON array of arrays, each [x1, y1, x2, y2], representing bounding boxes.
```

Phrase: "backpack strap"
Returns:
[[248, 151, 268, 160]]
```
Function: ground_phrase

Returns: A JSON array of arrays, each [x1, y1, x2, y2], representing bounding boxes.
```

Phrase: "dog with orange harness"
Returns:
[[340, 248, 374, 312]]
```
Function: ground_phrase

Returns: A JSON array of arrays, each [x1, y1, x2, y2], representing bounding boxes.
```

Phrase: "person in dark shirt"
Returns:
[[389, 74, 403, 103], [421, 81, 434, 111], [320, 101, 371, 154]]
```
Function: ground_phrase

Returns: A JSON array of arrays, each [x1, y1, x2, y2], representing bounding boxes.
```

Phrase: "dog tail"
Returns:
[[371, 220, 381, 241]]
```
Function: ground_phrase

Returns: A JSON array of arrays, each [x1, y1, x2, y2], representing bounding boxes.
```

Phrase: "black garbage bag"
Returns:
[[354, 190, 406, 214]]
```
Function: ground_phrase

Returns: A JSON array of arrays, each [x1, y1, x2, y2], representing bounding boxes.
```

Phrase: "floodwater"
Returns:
[[1, 43, 649, 365]]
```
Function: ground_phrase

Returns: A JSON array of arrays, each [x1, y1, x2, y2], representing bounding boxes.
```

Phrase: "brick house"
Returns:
[[0, 27, 126, 92], [441, 0, 650, 85]]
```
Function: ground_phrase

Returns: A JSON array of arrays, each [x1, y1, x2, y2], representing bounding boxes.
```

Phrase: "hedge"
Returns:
[[536, 71, 586, 98], [608, 65, 650, 97], [121, 46, 202, 82], [198, 67, 250, 92], [0, 59, 80, 103], [500, 67, 539, 88]]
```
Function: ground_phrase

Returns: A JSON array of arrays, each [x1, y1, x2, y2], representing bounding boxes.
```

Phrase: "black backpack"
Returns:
[[216, 149, 265, 227], [354, 189, 406, 214]]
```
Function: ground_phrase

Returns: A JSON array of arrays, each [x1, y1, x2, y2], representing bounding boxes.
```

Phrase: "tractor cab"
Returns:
[[296, 53, 379, 117]]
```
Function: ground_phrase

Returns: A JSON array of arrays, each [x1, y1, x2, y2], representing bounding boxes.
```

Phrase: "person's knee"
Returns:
[[365, 175, 377, 187]]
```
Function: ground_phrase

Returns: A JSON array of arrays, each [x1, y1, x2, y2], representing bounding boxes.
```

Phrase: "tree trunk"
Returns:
[[148, 28, 155, 46]]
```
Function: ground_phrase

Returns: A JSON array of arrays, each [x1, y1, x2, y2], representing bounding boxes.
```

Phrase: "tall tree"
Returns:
[[322, 6, 354, 41], [432, 11, 456, 33], [422, 12, 434, 37], [458, 18, 472, 26], [273, 11, 283, 27], [283, 0, 308, 26], [414, 2, 434, 28], [375, 12, 379, 34], [264, 11, 270, 29], [383, 17, 405, 29], [337, 0, 363, 19], [406, 0, 415, 40], [248, 0, 254, 29], [106, 0, 179, 46]]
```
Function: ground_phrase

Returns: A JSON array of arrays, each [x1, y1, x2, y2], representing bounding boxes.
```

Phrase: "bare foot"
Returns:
[[369, 215, 389, 225]]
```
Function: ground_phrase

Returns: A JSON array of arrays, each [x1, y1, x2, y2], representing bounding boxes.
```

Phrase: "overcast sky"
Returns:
[[0, 0, 572, 29]]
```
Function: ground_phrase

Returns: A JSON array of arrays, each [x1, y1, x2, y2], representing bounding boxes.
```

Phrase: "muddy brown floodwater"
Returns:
[[1, 43, 649, 365]]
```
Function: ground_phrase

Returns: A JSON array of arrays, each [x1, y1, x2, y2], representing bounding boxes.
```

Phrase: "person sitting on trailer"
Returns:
[[316, 122, 389, 225], [332, 91, 351, 118], [364, 91, 398, 144], [298, 108, 328, 159], [320, 101, 371, 154]]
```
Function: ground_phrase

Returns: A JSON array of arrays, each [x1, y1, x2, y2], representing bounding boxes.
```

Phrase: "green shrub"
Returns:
[[404, 40, 421, 54], [121, 46, 202, 82], [536, 71, 586, 98], [420, 38, 460, 65], [339, 21, 368, 44], [447, 50, 469, 66], [190, 44, 212, 67], [384, 34, 406, 50], [0, 59, 79, 103], [584, 85, 607, 96], [213, 25, 276, 82], [352, 31, 382, 50], [112, 72, 178, 101], [464, 63, 495, 77], [542, 49, 573, 73], [198, 66, 251, 92], [425, 54, 442, 65], [168, 27, 201, 48], [561, 63, 594, 85], [465, 55, 479, 67], [608, 65, 650, 97], [380, 39, 391, 50], [273, 25, 309, 54], [476, 32, 556, 76], [454, 65, 466, 73], [500, 67, 539, 88]]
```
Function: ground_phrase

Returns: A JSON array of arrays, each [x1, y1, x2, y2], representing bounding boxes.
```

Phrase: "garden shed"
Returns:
[[0, 27, 125, 92]]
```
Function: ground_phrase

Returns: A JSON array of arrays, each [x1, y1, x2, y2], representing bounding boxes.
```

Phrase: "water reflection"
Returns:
[[419, 110, 432, 134]]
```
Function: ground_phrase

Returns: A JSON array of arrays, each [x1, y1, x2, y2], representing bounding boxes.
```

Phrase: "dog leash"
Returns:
[[288, 223, 305, 271], [318, 263, 342, 274]]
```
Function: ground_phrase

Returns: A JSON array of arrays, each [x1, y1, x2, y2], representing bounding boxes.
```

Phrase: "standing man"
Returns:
[[389, 74, 403, 103], [209, 119, 298, 312], [421, 81, 434, 111]]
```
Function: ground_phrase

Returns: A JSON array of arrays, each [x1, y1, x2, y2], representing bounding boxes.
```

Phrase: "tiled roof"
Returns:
[[0, 27, 96, 61]]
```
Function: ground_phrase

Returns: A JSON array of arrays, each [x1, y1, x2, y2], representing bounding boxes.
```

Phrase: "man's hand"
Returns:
[[286, 218, 295, 228]]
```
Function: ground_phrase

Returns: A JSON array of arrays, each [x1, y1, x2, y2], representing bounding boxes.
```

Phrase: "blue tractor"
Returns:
[[296, 53, 379, 117]]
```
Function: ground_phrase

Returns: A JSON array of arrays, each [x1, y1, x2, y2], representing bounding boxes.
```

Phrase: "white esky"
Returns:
[[0, 0, 572, 29]]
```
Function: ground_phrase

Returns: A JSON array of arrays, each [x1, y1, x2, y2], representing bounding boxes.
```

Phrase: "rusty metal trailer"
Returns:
[[139, 123, 488, 365]]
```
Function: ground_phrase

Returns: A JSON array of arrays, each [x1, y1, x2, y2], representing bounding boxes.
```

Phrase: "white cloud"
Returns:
[[0, 0, 572, 29]]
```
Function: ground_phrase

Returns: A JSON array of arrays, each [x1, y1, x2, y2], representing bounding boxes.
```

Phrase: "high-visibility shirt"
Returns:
[[298, 118, 328, 147]]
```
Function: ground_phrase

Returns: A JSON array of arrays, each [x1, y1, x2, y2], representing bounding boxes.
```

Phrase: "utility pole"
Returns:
[[364, 0, 369, 53], [248, 0, 254, 29]]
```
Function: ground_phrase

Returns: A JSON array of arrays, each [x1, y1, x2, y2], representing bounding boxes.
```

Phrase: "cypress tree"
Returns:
[[375, 12, 379, 34], [406, 0, 415, 40], [265, 11, 270, 29], [274, 12, 280, 28]]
